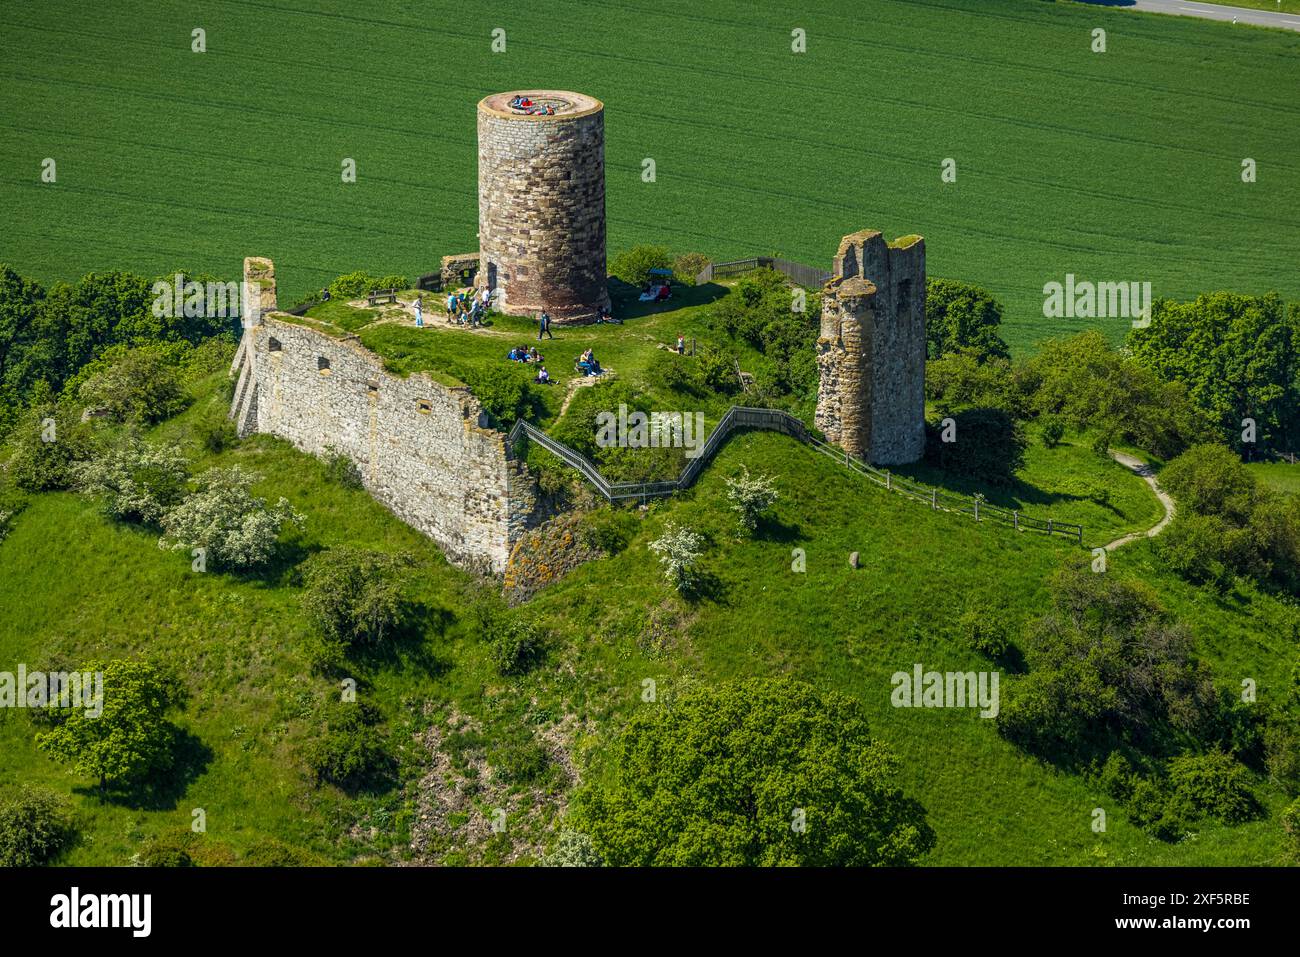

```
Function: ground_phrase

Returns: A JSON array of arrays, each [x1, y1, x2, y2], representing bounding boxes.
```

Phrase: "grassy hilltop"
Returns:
[[1, 281, 1296, 866], [1, 0, 1299, 351]]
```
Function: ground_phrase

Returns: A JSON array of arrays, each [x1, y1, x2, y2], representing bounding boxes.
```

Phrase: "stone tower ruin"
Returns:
[[815, 230, 926, 466], [476, 90, 610, 323]]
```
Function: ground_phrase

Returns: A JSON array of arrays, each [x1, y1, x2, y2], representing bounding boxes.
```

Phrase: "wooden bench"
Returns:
[[367, 288, 398, 307]]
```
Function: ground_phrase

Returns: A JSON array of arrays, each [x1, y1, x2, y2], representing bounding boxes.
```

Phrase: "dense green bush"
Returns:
[[136, 834, 194, 867], [958, 606, 1010, 659], [299, 547, 414, 667], [304, 701, 394, 790], [1165, 750, 1261, 825], [488, 617, 547, 677], [322, 446, 363, 489], [1156, 513, 1234, 591], [672, 252, 711, 286], [0, 787, 76, 866], [573, 677, 936, 866], [327, 272, 409, 300], [1040, 415, 1065, 449], [241, 837, 326, 867], [925, 278, 1010, 361], [460, 363, 533, 428], [6, 404, 98, 491], [578, 508, 639, 555], [609, 245, 673, 286], [37, 659, 187, 795], [724, 466, 778, 533], [76, 344, 187, 424]]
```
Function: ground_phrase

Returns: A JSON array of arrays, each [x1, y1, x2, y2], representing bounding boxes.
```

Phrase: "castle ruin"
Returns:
[[815, 230, 927, 466]]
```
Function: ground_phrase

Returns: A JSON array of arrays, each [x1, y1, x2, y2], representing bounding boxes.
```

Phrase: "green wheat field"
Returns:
[[1, 0, 1298, 351]]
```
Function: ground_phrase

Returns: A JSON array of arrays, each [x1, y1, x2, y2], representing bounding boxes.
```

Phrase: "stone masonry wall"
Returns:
[[815, 230, 926, 466], [229, 316, 541, 575], [476, 91, 609, 323]]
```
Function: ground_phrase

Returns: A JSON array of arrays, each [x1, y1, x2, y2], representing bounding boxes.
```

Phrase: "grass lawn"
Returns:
[[1, 0, 1297, 353], [1246, 459, 1300, 495]]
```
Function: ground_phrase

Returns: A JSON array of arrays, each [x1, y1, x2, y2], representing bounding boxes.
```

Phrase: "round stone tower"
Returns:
[[476, 90, 609, 323]]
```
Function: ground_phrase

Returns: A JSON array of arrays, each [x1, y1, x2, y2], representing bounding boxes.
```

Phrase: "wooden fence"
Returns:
[[695, 257, 833, 289], [509, 406, 1084, 543]]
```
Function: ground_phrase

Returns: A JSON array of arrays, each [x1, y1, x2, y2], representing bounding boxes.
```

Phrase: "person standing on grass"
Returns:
[[414, 294, 424, 328], [538, 311, 553, 340], [676, 334, 684, 355], [446, 291, 456, 322]]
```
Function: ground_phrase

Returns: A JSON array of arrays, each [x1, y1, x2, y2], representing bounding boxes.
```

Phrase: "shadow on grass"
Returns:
[[755, 516, 802, 543], [76, 727, 214, 810], [609, 279, 729, 321]]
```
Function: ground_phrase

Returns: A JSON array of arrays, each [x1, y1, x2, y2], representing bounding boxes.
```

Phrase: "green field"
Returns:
[[2, 0, 1299, 351]]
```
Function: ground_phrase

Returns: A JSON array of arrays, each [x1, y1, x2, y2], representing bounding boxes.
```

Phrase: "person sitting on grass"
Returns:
[[536, 366, 550, 384], [529, 346, 541, 363], [508, 347, 522, 362], [655, 282, 672, 302]]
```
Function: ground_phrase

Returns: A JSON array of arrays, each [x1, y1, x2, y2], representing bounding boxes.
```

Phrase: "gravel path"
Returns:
[[1103, 450, 1176, 551]]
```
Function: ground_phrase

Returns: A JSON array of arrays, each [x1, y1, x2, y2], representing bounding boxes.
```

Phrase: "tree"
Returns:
[[724, 467, 778, 533], [648, 522, 704, 593], [0, 786, 76, 866], [75, 435, 189, 524], [158, 466, 302, 569], [6, 403, 98, 491], [300, 547, 414, 666], [38, 660, 186, 796], [574, 677, 935, 866], [1129, 292, 1300, 453], [925, 279, 1010, 361], [76, 344, 187, 424]]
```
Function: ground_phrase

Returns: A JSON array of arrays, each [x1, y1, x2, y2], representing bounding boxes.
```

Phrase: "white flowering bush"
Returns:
[[724, 466, 778, 533], [74, 436, 188, 524], [648, 521, 704, 593], [159, 466, 302, 569]]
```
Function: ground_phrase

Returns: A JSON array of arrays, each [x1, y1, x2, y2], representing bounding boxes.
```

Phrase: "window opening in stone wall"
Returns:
[[317, 357, 331, 375], [268, 337, 281, 352], [417, 399, 432, 414]]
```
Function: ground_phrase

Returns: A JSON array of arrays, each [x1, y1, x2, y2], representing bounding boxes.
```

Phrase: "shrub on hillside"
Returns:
[[1040, 415, 1066, 449], [958, 606, 1010, 660], [6, 405, 98, 491], [1283, 797, 1300, 859], [136, 833, 194, 867], [648, 522, 704, 593], [198, 416, 238, 454], [578, 507, 639, 555], [304, 701, 394, 790], [573, 677, 936, 866], [1165, 750, 1262, 825], [74, 435, 189, 525], [299, 546, 414, 667], [460, 364, 533, 428], [1155, 513, 1234, 591], [645, 349, 695, 394], [76, 344, 188, 424], [158, 466, 302, 570], [694, 345, 740, 395], [490, 737, 552, 786], [322, 445, 363, 489], [609, 245, 673, 286], [241, 837, 326, 867], [488, 616, 547, 677], [724, 466, 778, 533], [0, 787, 76, 866]]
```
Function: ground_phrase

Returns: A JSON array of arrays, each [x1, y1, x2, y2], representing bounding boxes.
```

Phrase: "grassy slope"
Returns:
[[0, 358, 1293, 866], [1, 0, 1298, 352]]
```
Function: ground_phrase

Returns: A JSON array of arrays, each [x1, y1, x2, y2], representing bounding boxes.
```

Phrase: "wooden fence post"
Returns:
[[1013, 510, 1019, 531], [1047, 519, 1053, 535], [931, 488, 938, 510], [974, 497, 980, 522], [885, 471, 891, 491]]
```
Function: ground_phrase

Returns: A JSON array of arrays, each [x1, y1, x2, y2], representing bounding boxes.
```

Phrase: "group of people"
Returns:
[[639, 280, 672, 303], [447, 288, 490, 326], [506, 345, 550, 384]]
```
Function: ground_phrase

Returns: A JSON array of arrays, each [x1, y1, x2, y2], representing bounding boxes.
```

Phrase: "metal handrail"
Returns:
[[509, 407, 1083, 543]]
